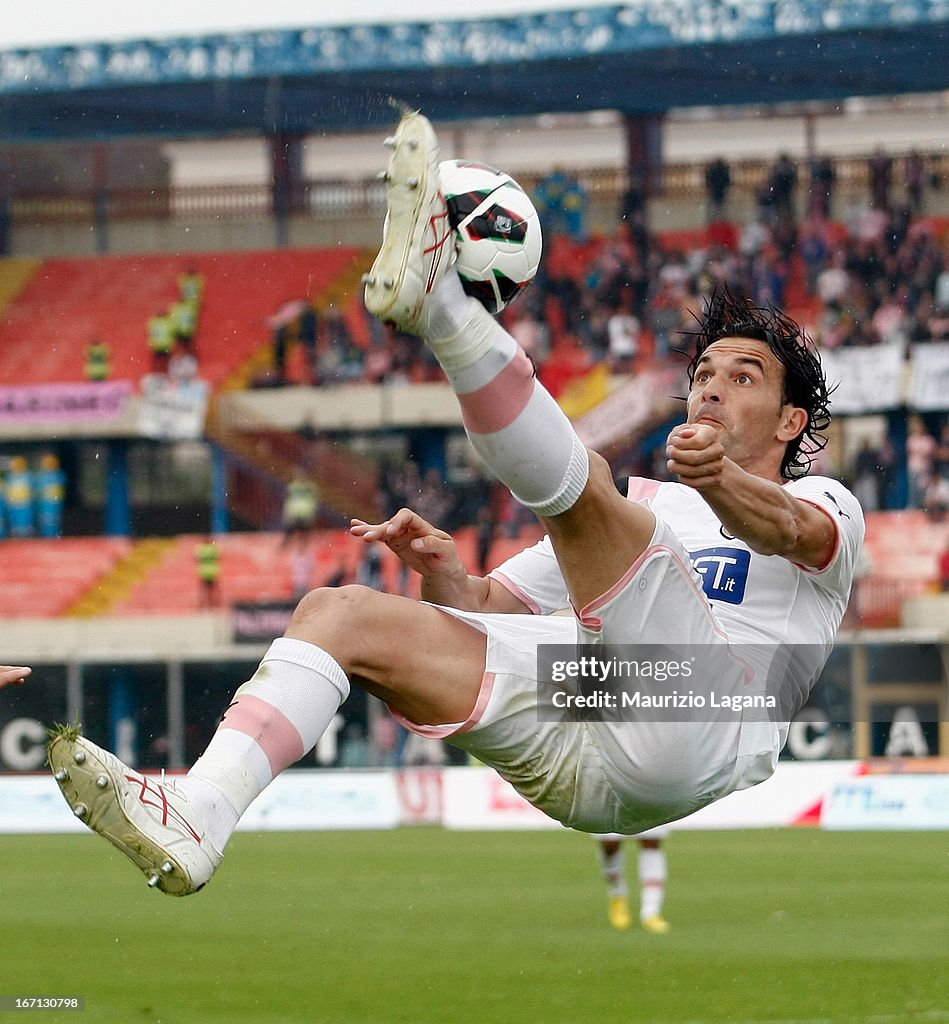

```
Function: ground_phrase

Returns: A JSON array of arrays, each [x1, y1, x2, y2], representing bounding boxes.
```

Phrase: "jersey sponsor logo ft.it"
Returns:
[[690, 547, 751, 605]]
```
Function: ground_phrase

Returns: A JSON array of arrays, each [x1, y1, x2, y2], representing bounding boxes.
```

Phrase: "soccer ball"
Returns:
[[439, 160, 543, 315]]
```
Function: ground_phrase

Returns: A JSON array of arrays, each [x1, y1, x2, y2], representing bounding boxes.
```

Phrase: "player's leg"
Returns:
[[363, 112, 657, 610], [637, 834, 671, 934], [50, 586, 487, 895], [595, 834, 632, 930]]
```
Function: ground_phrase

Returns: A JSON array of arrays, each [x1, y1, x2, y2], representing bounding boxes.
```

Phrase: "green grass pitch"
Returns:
[[2, 828, 947, 1024]]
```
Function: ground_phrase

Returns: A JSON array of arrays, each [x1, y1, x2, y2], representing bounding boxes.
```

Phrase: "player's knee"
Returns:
[[289, 584, 378, 637]]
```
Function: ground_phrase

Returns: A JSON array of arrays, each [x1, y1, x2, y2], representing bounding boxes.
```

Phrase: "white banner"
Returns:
[[909, 342, 949, 411], [442, 766, 564, 830], [236, 769, 400, 831], [819, 341, 904, 414], [821, 775, 949, 830], [138, 374, 209, 440], [440, 762, 865, 831]]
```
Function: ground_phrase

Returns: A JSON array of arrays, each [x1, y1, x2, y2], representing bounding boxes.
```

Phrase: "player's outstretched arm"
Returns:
[[0, 666, 31, 688], [666, 424, 837, 570], [351, 509, 529, 612]]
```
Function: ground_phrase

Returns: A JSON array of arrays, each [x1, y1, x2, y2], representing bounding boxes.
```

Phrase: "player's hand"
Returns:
[[350, 509, 467, 581], [0, 666, 31, 689], [666, 423, 726, 489]]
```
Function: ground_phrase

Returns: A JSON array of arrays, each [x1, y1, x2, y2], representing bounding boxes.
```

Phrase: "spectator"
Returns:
[[939, 543, 949, 592], [851, 439, 882, 512], [869, 148, 893, 211], [194, 537, 221, 609], [907, 417, 937, 509], [298, 305, 319, 383], [169, 297, 198, 352], [904, 150, 926, 214], [178, 267, 205, 305], [168, 346, 199, 383], [34, 452, 66, 538], [809, 155, 835, 219], [147, 310, 176, 374], [534, 167, 587, 241], [475, 504, 498, 576], [282, 468, 319, 540], [924, 473, 949, 522], [797, 218, 830, 297], [289, 535, 315, 602], [767, 153, 798, 223], [357, 544, 385, 592], [606, 297, 640, 373], [649, 279, 683, 361], [704, 157, 731, 223], [84, 339, 111, 381], [817, 248, 852, 307]]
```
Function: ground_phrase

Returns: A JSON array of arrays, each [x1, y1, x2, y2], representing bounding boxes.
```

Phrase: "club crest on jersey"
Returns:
[[690, 547, 750, 605]]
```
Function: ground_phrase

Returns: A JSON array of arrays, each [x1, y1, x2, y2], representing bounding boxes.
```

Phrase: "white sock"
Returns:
[[638, 847, 667, 920], [179, 637, 350, 851], [598, 844, 628, 900], [424, 276, 589, 517]]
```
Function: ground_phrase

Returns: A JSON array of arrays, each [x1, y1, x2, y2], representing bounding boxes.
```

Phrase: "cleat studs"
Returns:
[[73, 803, 88, 819], [383, 279, 394, 289], [161, 861, 174, 875], [73, 751, 86, 765], [95, 775, 109, 789], [376, 170, 389, 182], [406, 176, 419, 188], [408, 139, 419, 150], [383, 135, 397, 147], [147, 873, 162, 888], [54, 768, 69, 782], [361, 273, 373, 285]]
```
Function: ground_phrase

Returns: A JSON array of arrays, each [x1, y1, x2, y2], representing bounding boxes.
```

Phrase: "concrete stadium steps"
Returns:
[[864, 510, 947, 584], [0, 258, 43, 316], [87, 524, 547, 616], [66, 537, 180, 617], [0, 255, 182, 384], [221, 249, 374, 390], [858, 509, 948, 627], [0, 537, 132, 618], [110, 531, 352, 613], [0, 247, 363, 388], [202, 246, 365, 390]]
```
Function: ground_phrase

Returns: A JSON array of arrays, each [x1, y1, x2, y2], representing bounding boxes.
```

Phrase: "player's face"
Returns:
[[687, 337, 806, 476]]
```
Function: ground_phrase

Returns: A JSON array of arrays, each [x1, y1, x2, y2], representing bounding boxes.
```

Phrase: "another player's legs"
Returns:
[[637, 838, 671, 934], [364, 112, 657, 610], [51, 587, 488, 895], [596, 837, 632, 931]]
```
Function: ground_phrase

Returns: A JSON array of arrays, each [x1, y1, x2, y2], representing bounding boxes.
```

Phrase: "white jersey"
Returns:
[[490, 473, 865, 724]]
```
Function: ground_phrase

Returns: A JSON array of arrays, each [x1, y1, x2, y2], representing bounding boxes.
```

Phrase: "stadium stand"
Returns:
[[0, 536, 131, 618], [859, 510, 949, 627], [0, 248, 364, 388]]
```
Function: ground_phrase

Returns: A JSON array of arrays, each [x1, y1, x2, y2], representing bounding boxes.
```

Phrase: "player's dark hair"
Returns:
[[685, 289, 832, 479]]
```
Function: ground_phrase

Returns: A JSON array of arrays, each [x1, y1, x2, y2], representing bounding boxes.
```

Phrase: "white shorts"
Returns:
[[393, 519, 779, 835], [594, 824, 670, 842]]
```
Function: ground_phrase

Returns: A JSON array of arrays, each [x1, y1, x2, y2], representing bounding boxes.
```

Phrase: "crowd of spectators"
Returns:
[[247, 148, 949, 527]]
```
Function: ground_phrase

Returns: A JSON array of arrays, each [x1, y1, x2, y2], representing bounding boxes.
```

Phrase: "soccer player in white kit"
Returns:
[[595, 827, 671, 933], [49, 112, 864, 896]]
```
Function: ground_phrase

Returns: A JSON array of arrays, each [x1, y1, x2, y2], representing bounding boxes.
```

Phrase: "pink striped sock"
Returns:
[[427, 280, 588, 517], [180, 638, 349, 849]]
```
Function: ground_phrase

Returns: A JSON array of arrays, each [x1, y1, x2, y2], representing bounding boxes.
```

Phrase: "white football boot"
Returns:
[[363, 111, 456, 336], [49, 729, 221, 897]]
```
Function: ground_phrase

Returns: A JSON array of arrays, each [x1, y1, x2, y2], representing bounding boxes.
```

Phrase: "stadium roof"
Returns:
[[1, 1, 948, 143]]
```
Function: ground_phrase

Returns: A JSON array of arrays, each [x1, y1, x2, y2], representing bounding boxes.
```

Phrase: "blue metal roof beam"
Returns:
[[1, 1, 948, 95]]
